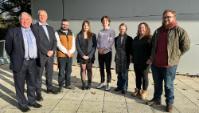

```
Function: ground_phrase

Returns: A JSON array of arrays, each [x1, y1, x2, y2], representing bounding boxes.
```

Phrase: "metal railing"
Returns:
[[0, 40, 9, 65]]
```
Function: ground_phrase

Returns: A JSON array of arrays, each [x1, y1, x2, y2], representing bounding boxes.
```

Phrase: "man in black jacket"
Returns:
[[114, 23, 132, 94], [5, 12, 42, 112]]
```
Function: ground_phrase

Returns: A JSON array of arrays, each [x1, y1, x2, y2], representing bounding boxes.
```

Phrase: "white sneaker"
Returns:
[[96, 83, 105, 89], [105, 83, 111, 91]]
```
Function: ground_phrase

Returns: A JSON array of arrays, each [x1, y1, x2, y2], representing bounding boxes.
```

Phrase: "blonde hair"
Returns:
[[119, 23, 127, 31]]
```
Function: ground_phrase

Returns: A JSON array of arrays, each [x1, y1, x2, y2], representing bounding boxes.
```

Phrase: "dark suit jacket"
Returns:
[[33, 23, 57, 59], [5, 26, 40, 72], [115, 34, 133, 66], [76, 32, 97, 63]]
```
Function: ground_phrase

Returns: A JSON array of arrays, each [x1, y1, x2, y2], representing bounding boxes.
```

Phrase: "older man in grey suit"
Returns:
[[34, 9, 58, 101]]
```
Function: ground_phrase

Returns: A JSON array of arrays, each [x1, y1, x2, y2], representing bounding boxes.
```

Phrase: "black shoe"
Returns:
[[114, 87, 121, 92], [122, 90, 127, 94], [58, 87, 63, 92], [86, 82, 91, 89], [82, 85, 85, 90], [146, 98, 161, 106], [18, 104, 30, 112], [36, 94, 43, 101], [28, 102, 42, 108], [65, 85, 75, 90], [81, 82, 86, 90], [86, 85, 91, 90], [47, 88, 58, 94]]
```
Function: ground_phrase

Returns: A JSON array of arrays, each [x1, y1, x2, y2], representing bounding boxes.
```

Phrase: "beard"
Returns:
[[61, 27, 68, 31], [162, 20, 177, 29]]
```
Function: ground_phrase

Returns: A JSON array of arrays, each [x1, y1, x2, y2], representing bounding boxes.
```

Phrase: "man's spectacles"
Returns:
[[163, 16, 174, 19], [62, 24, 69, 26]]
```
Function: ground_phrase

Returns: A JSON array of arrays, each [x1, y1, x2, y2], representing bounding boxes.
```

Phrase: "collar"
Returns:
[[119, 33, 127, 38], [39, 22, 48, 26], [59, 29, 69, 34], [61, 30, 68, 33], [21, 27, 31, 31], [103, 27, 110, 31]]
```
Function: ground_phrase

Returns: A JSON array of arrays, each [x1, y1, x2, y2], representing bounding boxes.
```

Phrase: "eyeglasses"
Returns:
[[62, 24, 69, 26], [163, 16, 174, 19]]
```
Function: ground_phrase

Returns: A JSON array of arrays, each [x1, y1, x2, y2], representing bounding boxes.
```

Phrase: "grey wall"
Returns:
[[31, 0, 199, 21], [62, 0, 199, 21], [31, 0, 199, 75], [31, 0, 63, 21]]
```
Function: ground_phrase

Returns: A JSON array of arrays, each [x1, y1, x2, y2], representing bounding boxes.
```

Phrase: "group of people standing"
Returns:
[[5, 9, 190, 113]]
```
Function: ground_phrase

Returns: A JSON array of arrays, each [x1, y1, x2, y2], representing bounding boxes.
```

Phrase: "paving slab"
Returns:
[[1, 65, 199, 113]]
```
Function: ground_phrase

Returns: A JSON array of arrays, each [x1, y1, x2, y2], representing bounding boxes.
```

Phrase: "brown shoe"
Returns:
[[166, 104, 173, 112], [140, 90, 148, 100], [131, 88, 141, 97]]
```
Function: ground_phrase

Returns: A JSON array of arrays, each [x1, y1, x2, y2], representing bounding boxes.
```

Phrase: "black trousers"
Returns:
[[35, 56, 54, 95], [134, 64, 149, 90], [13, 60, 37, 106], [98, 52, 112, 83]]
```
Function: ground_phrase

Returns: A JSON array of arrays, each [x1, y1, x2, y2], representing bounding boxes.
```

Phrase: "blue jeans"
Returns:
[[151, 65, 177, 105], [58, 57, 73, 87], [117, 69, 128, 91]]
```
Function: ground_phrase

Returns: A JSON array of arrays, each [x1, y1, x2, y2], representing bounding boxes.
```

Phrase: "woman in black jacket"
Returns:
[[114, 23, 133, 94], [76, 20, 97, 90], [132, 22, 152, 100]]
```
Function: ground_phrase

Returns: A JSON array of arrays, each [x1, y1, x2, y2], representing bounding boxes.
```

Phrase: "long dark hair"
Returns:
[[81, 20, 92, 38]]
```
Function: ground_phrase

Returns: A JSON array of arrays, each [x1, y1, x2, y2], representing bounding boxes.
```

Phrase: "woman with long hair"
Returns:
[[132, 22, 152, 100], [76, 20, 97, 90]]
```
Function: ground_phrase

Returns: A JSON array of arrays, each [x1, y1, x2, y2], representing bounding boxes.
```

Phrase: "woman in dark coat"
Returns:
[[114, 23, 132, 94], [131, 22, 152, 100], [76, 20, 97, 90]]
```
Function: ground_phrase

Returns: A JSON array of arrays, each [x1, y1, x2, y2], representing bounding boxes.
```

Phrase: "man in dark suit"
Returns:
[[33, 9, 58, 101], [5, 12, 42, 112]]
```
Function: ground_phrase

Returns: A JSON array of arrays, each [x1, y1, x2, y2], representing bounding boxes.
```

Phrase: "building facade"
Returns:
[[31, 0, 199, 75]]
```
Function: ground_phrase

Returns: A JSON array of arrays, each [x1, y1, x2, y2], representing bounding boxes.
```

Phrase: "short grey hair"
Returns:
[[38, 9, 48, 16], [19, 12, 32, 21]]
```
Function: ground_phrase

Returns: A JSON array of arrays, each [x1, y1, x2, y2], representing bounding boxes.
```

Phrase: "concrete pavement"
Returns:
[[0, 64, 199, 113]]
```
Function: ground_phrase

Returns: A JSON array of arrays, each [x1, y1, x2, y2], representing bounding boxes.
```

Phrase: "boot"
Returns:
[[141, 90, 148, 100], [166, 104, 173, 112], [131, 88, 141, 97], [82, 81, 86, 90], [86, 81, 91, 89]]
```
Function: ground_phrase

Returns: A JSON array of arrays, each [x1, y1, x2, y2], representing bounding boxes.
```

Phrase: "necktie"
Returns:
[[25, 29, 34, 58], [42, 25, 50, 40]]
